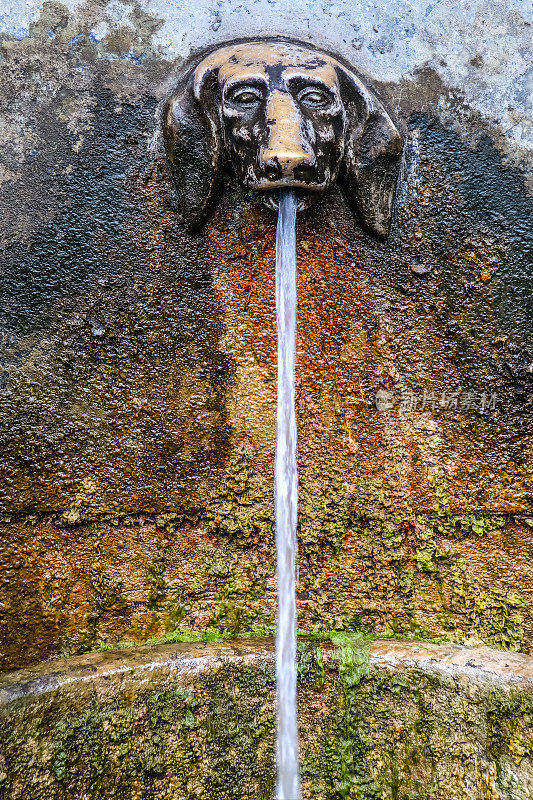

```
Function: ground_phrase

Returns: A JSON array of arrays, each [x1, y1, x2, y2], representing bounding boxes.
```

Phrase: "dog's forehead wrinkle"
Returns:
[[195, 42, 340, 92], [264, 62, 286, 87], [225, 75, 268, 91]]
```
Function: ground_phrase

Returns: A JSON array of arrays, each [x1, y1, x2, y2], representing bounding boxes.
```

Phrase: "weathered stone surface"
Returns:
[[1, 638, 533, 799], [6, 0, 532, 173], [0, 2, 531, 669], [1, 512, 532, 672]]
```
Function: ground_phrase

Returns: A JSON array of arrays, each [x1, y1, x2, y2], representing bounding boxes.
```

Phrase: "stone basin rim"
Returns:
[[1, 637, 533, 707]]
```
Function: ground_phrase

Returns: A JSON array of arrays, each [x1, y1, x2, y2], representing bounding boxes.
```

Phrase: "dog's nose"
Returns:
[[260, 90, 315, 177]]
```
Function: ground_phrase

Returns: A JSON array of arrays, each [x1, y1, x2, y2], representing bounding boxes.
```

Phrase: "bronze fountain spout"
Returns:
[[162, 37, 404, 237]]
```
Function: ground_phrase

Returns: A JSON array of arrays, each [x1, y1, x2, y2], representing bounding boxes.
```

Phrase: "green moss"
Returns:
[[146, 547, 168, 609], [428, 468, 452, 518], [78, 451, 526, 657], [141, 627, 231, 646], [330, 635, 373, 799], [331, 633, 370, 689], [94, 627, 233, 653], [164, 597, 188, 632], [435, 512, 507, 539], [79, 531, 129, 652], [200, 456, 522, 656], [203, 447, 273, 540], [297, 640, 328, 690], [299, 469, 353, 554], [486, 688, 533, 766], [82, 503, 523, 658], [52, 705, 106, 783]]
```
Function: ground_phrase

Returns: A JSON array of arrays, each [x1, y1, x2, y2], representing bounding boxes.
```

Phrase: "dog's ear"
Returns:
[[335, 64, 403, 238], [162, 66, 223, 231]]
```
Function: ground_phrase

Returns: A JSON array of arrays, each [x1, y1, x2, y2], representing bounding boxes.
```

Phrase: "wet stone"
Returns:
[[1, 638, 533, 799]]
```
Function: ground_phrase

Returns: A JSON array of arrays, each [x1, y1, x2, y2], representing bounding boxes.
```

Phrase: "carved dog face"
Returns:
[[163, 39, 403, 237]]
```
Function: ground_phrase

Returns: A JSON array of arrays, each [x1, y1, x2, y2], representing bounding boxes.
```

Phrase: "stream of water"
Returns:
[[275, 189, 301, 800]]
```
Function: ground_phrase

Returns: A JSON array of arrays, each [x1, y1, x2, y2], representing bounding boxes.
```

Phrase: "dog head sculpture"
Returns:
[[162, 39, 403, 237]]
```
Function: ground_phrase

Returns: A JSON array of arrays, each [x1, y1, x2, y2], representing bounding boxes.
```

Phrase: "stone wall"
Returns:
[[0, 0, 531, 670]]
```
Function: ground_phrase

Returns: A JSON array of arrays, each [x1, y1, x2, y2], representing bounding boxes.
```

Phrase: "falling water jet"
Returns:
[[275, 188, 301, 800]]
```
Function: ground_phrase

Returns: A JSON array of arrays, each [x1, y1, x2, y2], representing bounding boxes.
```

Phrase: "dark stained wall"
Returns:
[[0, 1, 531, 670]]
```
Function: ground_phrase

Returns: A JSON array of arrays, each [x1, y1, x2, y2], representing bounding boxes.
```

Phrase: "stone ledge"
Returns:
[[1, 638, 533, 799], [2, 637, 533, 706]]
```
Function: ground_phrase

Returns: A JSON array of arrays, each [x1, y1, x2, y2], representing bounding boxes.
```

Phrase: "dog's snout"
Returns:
[[261, 146, 314, 177], [260, 90, 315, 177]]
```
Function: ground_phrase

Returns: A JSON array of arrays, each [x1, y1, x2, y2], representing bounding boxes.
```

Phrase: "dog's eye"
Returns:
[[228, 87, 262, 106], [298, 87, 331, 108]]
